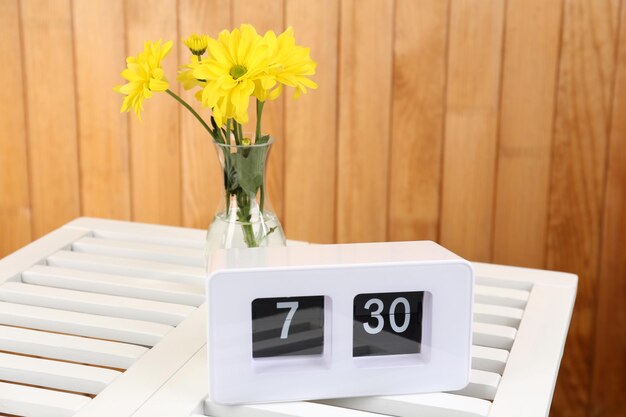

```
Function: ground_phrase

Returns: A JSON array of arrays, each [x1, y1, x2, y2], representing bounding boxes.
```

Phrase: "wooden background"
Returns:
[[0, 0, 624, 416]]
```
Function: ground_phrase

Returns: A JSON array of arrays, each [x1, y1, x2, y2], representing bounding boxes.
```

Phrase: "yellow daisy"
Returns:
[[183, 33, 209, 56], [192, 24, 275, 126], [264, 27, 317, 99], [115, 40, 173, 120]]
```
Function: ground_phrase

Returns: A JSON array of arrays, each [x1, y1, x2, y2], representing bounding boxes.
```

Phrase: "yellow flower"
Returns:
[[183, 33, 209, 55], [177, 55, 205, 101], [192, 24, 275, 126], [264, 27, 317, 99], [115, 40, 173, 120]]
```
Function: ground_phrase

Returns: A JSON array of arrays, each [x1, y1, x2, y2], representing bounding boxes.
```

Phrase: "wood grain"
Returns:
[[492, 0, 563, 268], [19, 0, 80, 238], [125, 0, 181, 226], [336, 0, 394, 243], [72, 0, 131, 220], [547, 1, 620, 416], [232, 0, 286, 222], [178, 0, 231, 229], [284, 0, 339, 244], [589, 3, 626, 416], [388, 0, 449, 242], [440, 0, 505, 261], [0, 0, 31, 255]]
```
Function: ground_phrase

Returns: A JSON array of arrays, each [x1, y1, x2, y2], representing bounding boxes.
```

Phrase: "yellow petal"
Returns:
[[212, 105, 224, 126], [228, 27, 241, 63], [159, 40, 173, 62], [268, 83, 282, 100], [207, 37, 232, 66], [149, 78, 169, 91], [193, 64, 214, 81], [217, 75, 237, 90]]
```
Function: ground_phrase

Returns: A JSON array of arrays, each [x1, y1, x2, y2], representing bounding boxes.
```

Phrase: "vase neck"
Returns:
[[213, 138, 275, 221]]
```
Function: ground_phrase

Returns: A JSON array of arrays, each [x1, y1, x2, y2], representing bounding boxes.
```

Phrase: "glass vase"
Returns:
[[206, 135, 286, 265]]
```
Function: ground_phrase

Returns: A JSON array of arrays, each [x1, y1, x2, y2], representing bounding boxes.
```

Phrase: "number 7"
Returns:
[[276, 301, 299, 339]]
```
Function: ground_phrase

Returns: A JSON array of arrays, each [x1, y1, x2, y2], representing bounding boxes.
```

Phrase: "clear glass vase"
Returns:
[[206, 135, 286, 265]]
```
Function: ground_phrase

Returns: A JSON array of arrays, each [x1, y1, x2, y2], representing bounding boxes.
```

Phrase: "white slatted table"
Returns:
[[0, 218, 577, 417]]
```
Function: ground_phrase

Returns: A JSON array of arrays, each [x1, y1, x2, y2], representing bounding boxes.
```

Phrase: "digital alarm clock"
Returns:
[[206, 241, 474, 404]]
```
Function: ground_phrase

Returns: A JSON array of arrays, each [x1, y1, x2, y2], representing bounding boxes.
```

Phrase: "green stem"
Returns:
[[234, 189, 258, 247], [255, 99, 265, 141], [237, 121, 244, 143], [165, 89, 215, 138], [232, 120, 240, 145], [241, 223, 257, 247], [259, 183, 265, 213], [210, 117, 225, 144], [226, 119, 232, 144]]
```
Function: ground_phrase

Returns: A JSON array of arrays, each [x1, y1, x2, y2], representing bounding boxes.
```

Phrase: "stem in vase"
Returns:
[[241, 223, 258, 248]]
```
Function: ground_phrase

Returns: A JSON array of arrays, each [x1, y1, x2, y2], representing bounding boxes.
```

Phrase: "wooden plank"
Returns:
[[439, 0, 505, 261], [72, 0, 131, 221], [71, 236, 204, 267], [336, 0, 394, 243], [546, 1, 620, 416], [125, 0, 181, 226], [492, 0, 563, 268], [590, 2, 626, 415], [388, 0, 449, 242], [178, 0, 230, 229], [321, 393, 491, 417], [0, 324, 147, 369], [489, 284, 576, 417], [472, 323, 516, 350], [0, 0, 32, 258], [0, 282, 194, 326], [19, 0, 80, 238], [0, 381, 90, 417], [473, 303, 523, 328], [66, 217, 205, 249], [0, 351, 120, 395], [473, 285, 529, 309], [284, 0, 339, 244], [46, 251, 205, 286], [22, 265, 205, 307], [232, 0, 286, 222], [471, 345, 508, 374], [0, 302, 172, 346]]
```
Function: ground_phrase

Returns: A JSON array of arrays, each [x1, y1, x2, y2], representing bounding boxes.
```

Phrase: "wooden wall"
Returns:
[[0, 0, 624, 415]]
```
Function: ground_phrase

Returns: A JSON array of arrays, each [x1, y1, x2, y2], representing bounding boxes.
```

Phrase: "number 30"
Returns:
[[363, 297, 411, 335]]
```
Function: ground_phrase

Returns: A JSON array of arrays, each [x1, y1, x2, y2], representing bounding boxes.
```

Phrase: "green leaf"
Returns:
[[233, 147, 267, 195], [255, 134, 271, 145]]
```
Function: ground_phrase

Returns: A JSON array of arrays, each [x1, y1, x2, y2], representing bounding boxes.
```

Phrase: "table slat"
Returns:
[[0, 381, 90, 417], [0, 302, 172, 346]]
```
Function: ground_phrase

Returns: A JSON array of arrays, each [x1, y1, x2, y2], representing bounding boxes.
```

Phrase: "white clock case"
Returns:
[[206, 241, 474, 405]]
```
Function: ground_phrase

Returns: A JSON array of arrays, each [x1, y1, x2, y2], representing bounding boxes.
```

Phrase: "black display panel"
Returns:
[[251, 296, 324, 358], [353, 291, 424, 357]]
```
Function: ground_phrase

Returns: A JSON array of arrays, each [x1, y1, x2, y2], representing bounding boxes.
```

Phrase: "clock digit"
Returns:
[[252, 296, 324, 358], [276, 301, 299, 339], [353, 291, 424, 357], [363, 298, 384, 335], [389, 297, 411, 333]]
